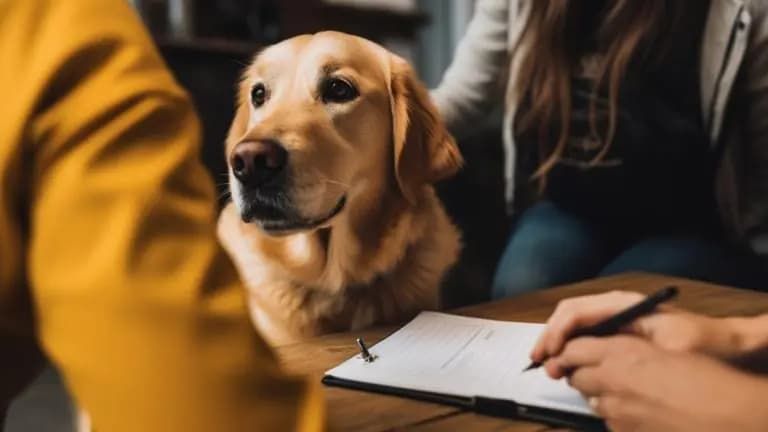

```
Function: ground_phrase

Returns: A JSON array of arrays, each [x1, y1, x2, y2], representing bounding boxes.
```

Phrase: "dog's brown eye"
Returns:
[[251, 83, 267, 107], [322, 78, 358, 103]]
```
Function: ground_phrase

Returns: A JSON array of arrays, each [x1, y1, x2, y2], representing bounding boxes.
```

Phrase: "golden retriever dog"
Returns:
[[217, 31, 463, 345]]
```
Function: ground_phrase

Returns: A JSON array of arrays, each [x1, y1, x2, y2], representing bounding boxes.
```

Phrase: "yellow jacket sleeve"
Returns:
[[0, 0, 323, 430]]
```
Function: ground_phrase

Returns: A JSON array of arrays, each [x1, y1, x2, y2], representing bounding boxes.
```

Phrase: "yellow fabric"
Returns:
[[0, 0, 324, 430]]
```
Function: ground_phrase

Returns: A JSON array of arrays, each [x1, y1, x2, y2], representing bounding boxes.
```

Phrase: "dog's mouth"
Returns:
[[246, 195, 347, 235]]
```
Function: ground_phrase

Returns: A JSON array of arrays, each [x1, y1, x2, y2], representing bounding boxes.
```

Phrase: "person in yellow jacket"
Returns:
[[0, 0, 323, 430]]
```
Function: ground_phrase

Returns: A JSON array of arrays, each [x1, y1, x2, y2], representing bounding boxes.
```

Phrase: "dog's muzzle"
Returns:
[[251, 195, 347, 235]]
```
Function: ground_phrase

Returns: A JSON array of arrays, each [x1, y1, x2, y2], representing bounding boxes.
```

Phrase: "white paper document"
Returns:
[[324, 311, 594, 416]]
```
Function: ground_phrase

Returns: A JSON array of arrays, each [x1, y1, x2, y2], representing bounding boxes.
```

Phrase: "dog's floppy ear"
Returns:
[[388, 55, 463, 205]]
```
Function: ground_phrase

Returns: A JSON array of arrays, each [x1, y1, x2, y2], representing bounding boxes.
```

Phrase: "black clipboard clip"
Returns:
[[356, 337, 377, 363]]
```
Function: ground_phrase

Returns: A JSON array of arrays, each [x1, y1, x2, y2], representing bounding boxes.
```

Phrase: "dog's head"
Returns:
[[226, 31, 462, 236]]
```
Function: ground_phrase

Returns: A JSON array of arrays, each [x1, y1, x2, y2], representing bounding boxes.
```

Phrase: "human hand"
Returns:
[[530, 291, 745, 368], [549, 336, 768, 432]]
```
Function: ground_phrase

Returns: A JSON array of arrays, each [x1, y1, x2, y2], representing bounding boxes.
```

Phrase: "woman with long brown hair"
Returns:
[[434, 0, 768, 298]]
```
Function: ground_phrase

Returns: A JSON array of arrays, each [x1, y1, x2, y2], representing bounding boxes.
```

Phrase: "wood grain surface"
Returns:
[[276, 273, 768, 431]]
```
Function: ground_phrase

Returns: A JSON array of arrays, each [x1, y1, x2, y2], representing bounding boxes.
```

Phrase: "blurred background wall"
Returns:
[[416, 0, 475, 87]]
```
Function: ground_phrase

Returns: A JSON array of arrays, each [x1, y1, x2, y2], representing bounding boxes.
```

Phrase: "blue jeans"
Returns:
[[492, 201, 768, 299]]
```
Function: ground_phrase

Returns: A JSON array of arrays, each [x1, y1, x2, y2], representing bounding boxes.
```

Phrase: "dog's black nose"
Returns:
[[231, 140, 287, 188]]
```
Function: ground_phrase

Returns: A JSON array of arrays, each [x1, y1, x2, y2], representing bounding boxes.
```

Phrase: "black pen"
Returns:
[[523, 285, 679, 372]]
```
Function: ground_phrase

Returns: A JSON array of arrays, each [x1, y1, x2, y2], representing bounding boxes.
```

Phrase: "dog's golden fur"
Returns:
[[218, 32, 462, 345]]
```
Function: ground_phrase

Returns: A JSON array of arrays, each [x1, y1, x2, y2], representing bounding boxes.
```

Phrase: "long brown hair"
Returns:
[[515, 0, 687, 182]]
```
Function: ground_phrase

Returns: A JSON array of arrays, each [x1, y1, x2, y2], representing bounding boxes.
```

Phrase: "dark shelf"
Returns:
[[153, 2, 427, 57], [277, 1, 428, 40], [155, 35, 262, 58], [318, 4, 428, 29], [316, 4, 428, 39]]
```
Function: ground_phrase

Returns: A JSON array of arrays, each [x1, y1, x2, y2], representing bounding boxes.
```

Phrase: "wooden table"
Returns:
[[276, 273, 768, 431]]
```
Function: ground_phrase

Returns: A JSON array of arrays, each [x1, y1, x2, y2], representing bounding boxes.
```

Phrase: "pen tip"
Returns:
[[522, 362, 541, 372]]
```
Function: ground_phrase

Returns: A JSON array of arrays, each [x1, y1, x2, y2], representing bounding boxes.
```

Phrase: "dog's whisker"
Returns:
[[324, 179, 351, 189], [317, 176, 352, 189]]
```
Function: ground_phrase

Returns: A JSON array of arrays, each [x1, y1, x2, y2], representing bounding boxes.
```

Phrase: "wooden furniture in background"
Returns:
[[276, 272, 768, 431]]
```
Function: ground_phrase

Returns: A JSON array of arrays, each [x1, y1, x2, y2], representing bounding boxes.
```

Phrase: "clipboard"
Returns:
[[321, 312, 608, 432]]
